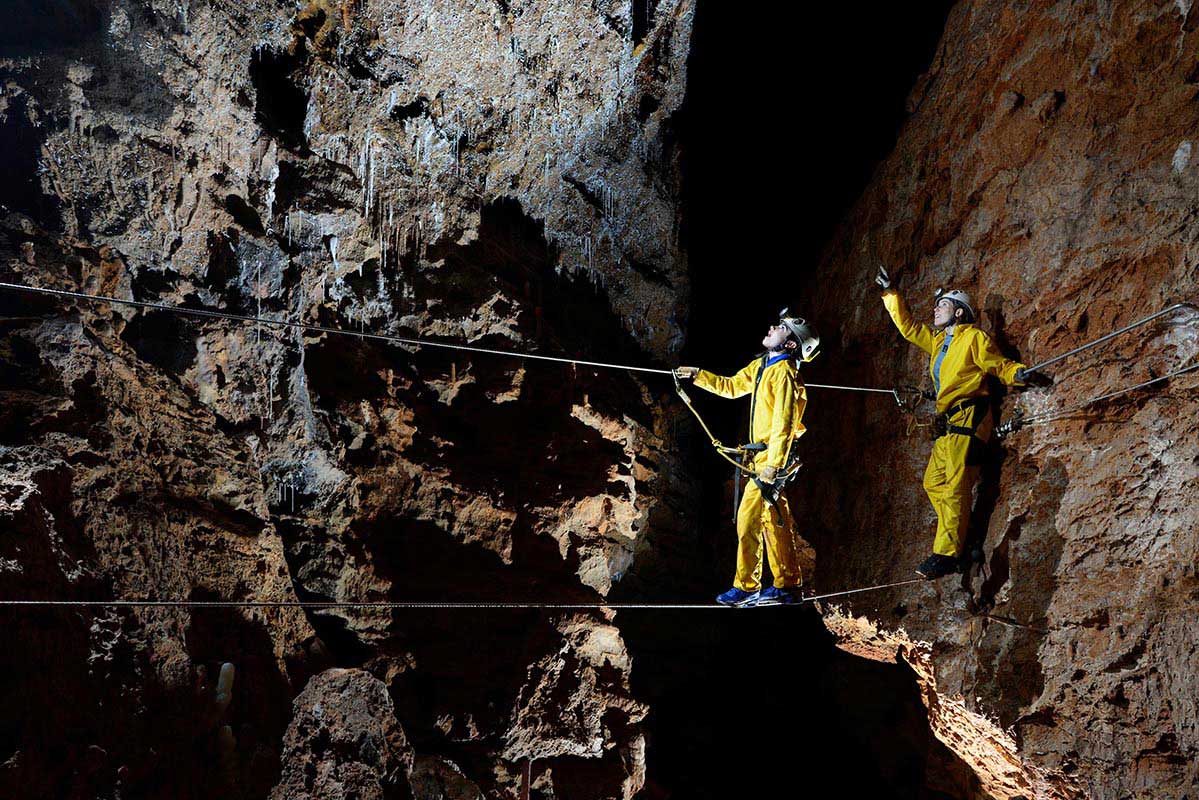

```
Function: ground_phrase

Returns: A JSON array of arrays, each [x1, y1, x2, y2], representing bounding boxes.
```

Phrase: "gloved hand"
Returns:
[[758, 465, 778, 483], [674, 366, 699, 380], [875, 265, 892, 290], [1015, 368, 1053, 388]]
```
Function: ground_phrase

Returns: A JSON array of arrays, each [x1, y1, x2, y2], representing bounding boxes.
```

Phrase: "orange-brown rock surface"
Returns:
[[269, 668, 413, 799], [795, 2, 1199, 798]]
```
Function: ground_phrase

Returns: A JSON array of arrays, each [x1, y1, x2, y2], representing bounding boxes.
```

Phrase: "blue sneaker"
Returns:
[[715, 587, 760, 607], [759, 586, 802, 605]]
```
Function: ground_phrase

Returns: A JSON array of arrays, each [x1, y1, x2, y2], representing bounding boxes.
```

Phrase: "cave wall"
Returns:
[[795, 2, 1199, 798], [8, 0, 1199, 797], [0, 1, 695, 797]]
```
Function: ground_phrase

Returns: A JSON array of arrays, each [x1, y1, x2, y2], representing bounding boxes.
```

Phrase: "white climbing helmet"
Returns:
[[935, 288, 975, 321], [778, 308, 820, 362]]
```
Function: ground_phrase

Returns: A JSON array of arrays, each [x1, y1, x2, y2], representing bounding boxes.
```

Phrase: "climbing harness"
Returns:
[[996, 301, 1198, 438], [672, 370, 792, 481], [889, 302, 1199, 440], [931, 395, 990, 441], [729, 442, 763, 521], [0, 578, 929, 610], [674, 352, 810, 495]]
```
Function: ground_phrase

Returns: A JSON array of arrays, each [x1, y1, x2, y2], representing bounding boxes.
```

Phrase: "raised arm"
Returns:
[[882, 289, 938, 356], [692, 360, 759, 399]]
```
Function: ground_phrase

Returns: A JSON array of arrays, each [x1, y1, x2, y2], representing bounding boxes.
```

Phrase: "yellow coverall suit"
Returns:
[[694, 357, 807, 591], [882, 290, 1025, 557]]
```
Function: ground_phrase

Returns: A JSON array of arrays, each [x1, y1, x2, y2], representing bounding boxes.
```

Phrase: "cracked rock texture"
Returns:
[[1, 0, 692, 796], [796, 2, 1199, 798], [269, 668, 413, 800], [9, 0, 1198, 797]]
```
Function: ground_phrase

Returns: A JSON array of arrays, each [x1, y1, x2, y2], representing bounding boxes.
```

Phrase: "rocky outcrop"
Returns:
[[270, 669, 413, 800], [796, 2, 1199, 798], [0, 0, 693, 796]]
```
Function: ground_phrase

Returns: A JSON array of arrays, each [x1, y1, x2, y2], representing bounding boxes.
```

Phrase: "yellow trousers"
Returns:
[[733, 472, 803, 592], [923, 403, 992, 557]]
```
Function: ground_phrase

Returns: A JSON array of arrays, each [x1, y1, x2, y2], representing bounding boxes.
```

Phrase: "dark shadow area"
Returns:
[[0, 0, 103, 52], [618, 3, 960, 797], [179, 589, 297, 800], [672, 0, 957, 589], [619, 606, 970, 799], [972, 458, 1066, 728], [224, 194, 267, 237], [0, 94, 64, 229], [677, 0, 955, 386], [272, 158, 360, 224], [0, 322, 109, 448], [425, 198, 659, 374], [249, 46, 310, 154], [120, 310, 198, 375], [631, 0, 658, 47]]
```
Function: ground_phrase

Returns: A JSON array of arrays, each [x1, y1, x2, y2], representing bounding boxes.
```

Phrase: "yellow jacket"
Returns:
[[694, 357, 807, 468], [882, 289, 1024, 412]]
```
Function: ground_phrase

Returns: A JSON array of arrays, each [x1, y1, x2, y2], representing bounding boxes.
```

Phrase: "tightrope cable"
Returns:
[[1025, 302, 1196, 374], [0, 579, 930, 611], [0, 600, 722, 610], [805, 383, 895, 395], [0, 281, 674, 376], [0, 282, 918, 397], [802, 578, 925, 603]]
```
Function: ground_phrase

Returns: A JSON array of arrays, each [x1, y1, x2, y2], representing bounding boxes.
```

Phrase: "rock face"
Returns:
[[1, 0, 692, 796], [795, 2, 1199, 798], [270, 668, 413, 800], [6, 0, 1198, 797]]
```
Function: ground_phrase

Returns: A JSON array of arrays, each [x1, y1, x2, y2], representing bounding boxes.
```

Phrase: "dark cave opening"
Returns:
[[0, 0, 103, 51], [619, 607, 968, 800], [120, 310, 198, 376], [248, 46, 310, 154], [631, 0, 658, 48], [618, 3, 960, 798], [0, 94, 64, 230]]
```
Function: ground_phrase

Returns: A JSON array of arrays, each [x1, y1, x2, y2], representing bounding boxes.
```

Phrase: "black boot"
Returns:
[[916, 553, 960, 580]]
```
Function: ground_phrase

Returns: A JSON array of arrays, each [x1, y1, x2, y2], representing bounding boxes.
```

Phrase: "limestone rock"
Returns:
[[270, 668, 413, 800], [410, 756, 484, 800]]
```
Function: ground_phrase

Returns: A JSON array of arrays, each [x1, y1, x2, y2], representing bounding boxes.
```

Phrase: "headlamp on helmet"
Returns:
[[778, 307, 821, 362], [933, 288, 975, 323]]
